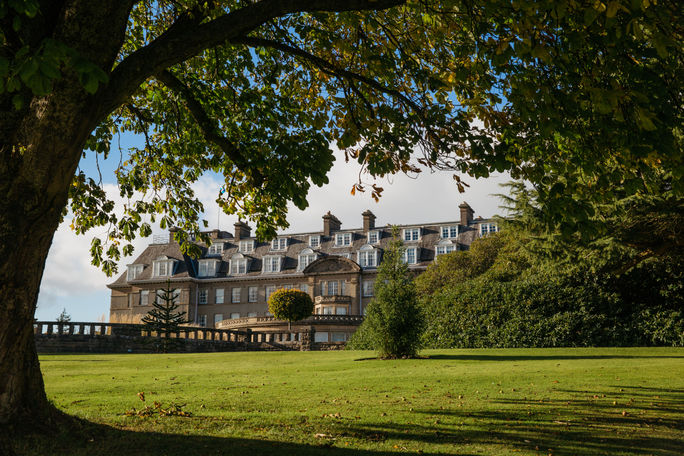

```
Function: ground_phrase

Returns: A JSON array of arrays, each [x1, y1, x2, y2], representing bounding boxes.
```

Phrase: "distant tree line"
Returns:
[[415, 183, 683, 348], [351, 183, 683, 351]]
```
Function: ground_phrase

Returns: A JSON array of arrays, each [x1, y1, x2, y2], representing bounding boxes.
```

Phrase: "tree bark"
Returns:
[[0, 0, 405, 434]]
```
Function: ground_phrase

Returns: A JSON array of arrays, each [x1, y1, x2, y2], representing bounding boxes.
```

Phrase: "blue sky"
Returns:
[[35, 132, 510, 322]]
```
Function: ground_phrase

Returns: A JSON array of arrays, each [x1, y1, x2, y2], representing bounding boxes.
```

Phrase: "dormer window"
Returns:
[[335, 232, 352, 247], [263, 255, 282, 273], [403, 247, 418, 265], [357, 244, 379, 268], [239, 240, 254, 253], [153, 256, 176, 277], [402, 228, 421, 242], [480, 223, 498, 236], [207, 242, 224, 256], [271, 238, 288, 251], [198, 259, 220, 277], [435, 239, 456, 257], [440, 225, 459, 239], [367, 230, 380, 244], [298, 248, 318, 271], [230, 253, 249, 275], [127, 264, 144, 281], [309, 235, 320, 248]]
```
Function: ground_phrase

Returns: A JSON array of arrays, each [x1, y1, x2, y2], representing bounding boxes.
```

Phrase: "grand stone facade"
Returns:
[[108, 204, 498, 342]]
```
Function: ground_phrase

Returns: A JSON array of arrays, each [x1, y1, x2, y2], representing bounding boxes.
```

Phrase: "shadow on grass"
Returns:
[[9, 418, 472, 456], [426, 353, 684, 361], [331, 385, 684, 456]]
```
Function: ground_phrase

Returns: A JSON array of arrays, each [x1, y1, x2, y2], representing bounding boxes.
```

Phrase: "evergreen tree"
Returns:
[[56, 308, 71, 323], [141, 282, 189, 353], [354, 229, 424, 358]]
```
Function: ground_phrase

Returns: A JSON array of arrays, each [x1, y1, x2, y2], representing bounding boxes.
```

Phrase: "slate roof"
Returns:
[[108, 212, 497, 289]]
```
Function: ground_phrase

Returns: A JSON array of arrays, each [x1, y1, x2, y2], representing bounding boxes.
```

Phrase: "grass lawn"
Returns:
[[16, 347, 684, 455]]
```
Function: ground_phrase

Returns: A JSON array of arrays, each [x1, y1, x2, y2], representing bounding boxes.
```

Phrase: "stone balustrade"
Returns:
[[217, 314, 364, 329], [33, 321, 319, 352]]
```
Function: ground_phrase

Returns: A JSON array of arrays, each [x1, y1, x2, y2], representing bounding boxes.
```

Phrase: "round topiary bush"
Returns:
[[267, 289, 314, 329]]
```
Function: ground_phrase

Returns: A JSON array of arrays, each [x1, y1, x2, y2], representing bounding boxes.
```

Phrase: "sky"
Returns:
[[34, 139, 511, 322]]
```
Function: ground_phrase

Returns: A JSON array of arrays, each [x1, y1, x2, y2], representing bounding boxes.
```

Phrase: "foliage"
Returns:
[[350, 231, 423, 358], [2, 1, 681, 276], [267, 289, 314, 328], [141, 282, 189, 353], [417, 189, 684, 348], [55, 308, 71, 323]]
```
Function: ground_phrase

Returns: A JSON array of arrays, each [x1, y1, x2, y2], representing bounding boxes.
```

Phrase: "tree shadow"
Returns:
[[8, 417, 471, 456], [426, 353, 684, 361], [329, 387, 684, 456]]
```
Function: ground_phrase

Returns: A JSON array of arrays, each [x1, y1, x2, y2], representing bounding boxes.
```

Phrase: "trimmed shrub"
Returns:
[[268, 289, 314, 329]]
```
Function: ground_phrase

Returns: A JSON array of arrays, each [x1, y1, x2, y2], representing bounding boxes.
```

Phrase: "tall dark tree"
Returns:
[[357, 231, 424, 358], [55, 308, 71, 323], [141, 282, 189, 353], [0, 0, 680, 429]]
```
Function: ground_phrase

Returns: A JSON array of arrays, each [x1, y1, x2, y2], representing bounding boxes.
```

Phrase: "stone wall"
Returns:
[[33, 321, 343, 353]]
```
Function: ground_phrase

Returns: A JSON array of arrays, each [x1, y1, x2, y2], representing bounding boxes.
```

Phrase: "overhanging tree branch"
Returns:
[[99, 0, 405, 119], [155, 70, 251, 174], [228, 35, 447, 150]]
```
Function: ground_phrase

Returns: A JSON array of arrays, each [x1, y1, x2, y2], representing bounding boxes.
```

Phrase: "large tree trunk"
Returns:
[[0, 1, 135, 431]]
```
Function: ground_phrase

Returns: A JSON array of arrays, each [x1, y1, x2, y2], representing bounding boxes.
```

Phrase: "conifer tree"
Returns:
[[141, 282, 189, 353], [359, 229, 424, 358], [56, 308, 71, 323]]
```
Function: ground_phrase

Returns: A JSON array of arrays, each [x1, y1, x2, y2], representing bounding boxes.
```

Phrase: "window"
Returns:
[[198, 289, 208, 305], [358, 245, 378, 268], [271, 238, 288, 251], [335, 232, 352, 246], [335, 307, 348, 315], [128, 293, 135, 308], [300, 284, 309, 294], [403, 247, 418, 265], [309, 235, 320, 248], [239, 240, 254, 253], [441, 225, 459, 239], [198, 259, 219, 277], [231, 287, 241, 303], [229, 253, 248, 275], [153, 256, 175, 277], [214, 313, 223, 326], [367, 230, 380, 244], [326, 281, 339, 295], [140, 290, 149, 306], [435, 239, 456, 257], [263, 255, 282, 273], [265, 285, 276, 300], [362, 281, 374, 297], [247, 312, 257, 317], [402, 228, 420, 241], [215, 288, 224, 304], [198, 314, 207, 327], [314, 332, 329, 343], [248, 286, 258, 302], [322, 306, 334, 315], [480, 223, 498, 236], [298, 248, 317, 271], [127, 264, 143, 281], [331, 332, 347, 342], [282, 284, 294, 290], [207, 243, 224, 255], [230, 312, 240, 319]]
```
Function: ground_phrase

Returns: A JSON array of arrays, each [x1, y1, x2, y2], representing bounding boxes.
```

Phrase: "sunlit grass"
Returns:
[[23, 347, 684, 455]]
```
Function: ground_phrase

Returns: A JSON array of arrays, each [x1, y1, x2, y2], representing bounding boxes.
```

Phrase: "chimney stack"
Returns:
[[362, 210, 376, 232], [459, 202, 474, 226], [233, 221, 251, 241], [322, 211, 341, 236]]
